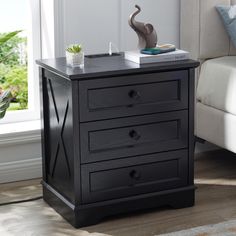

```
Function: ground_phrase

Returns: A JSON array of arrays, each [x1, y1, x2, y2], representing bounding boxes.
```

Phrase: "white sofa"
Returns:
[[180, 0, 236, 153]]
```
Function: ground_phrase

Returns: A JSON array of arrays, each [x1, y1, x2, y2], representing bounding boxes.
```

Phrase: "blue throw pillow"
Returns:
[[216, 5, 236, 48]]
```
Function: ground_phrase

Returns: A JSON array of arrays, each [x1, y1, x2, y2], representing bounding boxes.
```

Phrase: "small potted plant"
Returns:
[[66, 44, 84, 68]]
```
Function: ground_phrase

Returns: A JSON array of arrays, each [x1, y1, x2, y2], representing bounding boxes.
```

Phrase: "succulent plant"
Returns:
[[66, 44, 82, 53]]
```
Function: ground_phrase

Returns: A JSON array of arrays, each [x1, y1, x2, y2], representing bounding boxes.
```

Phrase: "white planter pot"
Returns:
[[66, 51, 84, 68]]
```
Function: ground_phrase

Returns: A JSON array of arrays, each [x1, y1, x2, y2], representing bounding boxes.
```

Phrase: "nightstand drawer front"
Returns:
[[79, 71, 188, 121], [89, 121, 178, 151], [80, 111, 188, 163], [81, 150, 188, 203], [88, 80, 178, 109]]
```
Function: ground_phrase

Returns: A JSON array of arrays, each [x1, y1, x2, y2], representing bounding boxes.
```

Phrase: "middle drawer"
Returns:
[[80, 110, 188, 163]]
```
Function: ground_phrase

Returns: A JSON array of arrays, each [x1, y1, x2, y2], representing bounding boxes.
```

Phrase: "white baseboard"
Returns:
[[0, 158, 42, 184]]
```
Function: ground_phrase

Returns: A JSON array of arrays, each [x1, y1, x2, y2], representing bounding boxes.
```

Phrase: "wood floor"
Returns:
[[1, 149, 236, 236]]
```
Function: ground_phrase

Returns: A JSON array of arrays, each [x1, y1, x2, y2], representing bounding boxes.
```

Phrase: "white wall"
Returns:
[[63, 0, 120, 55], [62, 0, 180, 55]]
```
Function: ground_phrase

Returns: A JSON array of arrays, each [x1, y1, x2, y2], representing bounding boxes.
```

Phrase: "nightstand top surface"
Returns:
[[36, 53, 199, 80]]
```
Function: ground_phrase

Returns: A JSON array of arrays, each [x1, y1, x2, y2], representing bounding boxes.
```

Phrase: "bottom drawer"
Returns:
[[81, 150, 188, 203]]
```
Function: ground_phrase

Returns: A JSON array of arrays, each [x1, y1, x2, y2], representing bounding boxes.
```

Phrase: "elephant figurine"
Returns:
[[129, 5, 158, 49]]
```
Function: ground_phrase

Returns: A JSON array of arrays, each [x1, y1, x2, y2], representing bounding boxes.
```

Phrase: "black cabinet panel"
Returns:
[[80, 111, 188, 163], [81, 150, 188, 203], [43, 72, 75, 202], [79, 71, 188, 122]]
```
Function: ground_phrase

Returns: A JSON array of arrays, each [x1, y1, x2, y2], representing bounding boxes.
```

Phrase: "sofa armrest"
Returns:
[[180, 0, 236, 60]]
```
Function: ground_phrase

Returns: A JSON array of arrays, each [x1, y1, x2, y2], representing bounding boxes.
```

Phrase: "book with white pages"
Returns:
[[124, 49, 190, 64]]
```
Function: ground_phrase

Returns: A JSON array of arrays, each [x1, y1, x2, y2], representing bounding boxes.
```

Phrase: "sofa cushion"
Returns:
[[216, 5, 236, 48], [197, 56, 236, 115]]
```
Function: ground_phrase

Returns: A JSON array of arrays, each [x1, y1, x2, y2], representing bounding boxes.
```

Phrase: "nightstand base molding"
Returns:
[[43, 182, 195, 228]]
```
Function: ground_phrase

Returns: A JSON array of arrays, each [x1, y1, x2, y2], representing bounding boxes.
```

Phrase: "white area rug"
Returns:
[[158, 219, 236, 236], [0, 200, 110, 236]]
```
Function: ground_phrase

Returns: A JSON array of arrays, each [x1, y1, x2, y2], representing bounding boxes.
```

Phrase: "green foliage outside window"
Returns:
[[0, 30, 28, 115], [1, 65, 28, 109], [0, 90, 12, 119]]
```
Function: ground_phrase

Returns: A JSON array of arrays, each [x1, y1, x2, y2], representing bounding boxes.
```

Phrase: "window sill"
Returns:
[[0, 120, 41, 147]]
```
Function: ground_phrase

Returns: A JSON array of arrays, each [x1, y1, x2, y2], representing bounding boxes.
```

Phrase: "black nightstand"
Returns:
[[37, 54, 199, 228]]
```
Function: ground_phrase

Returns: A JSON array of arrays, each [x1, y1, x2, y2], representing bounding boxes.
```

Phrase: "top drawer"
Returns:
[[79, 71, 188, 122]]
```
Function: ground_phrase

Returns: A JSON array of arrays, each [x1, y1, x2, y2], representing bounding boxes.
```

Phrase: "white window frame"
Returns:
[[0, 0, 41, 124]]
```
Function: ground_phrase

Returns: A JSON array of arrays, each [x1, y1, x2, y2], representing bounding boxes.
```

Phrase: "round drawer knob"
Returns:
[[129, 170, 141, 180], [129, 129, 141, 140], [128, 90, 140, 100]]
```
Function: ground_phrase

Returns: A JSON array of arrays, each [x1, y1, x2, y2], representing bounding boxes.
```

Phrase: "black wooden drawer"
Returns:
[[79, 71, 188, 122], [81, 150, 188, 203], [80, 110, 188, 163]]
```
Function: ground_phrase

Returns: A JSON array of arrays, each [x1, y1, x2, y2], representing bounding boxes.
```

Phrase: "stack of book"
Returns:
[[124, 49, 189, 64]]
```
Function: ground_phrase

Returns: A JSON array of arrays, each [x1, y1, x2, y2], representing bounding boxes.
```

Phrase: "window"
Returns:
[[0, 0, 41, 124]]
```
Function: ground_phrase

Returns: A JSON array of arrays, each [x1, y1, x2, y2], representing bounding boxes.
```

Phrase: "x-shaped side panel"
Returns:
[[48, 79, 71, 178]]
